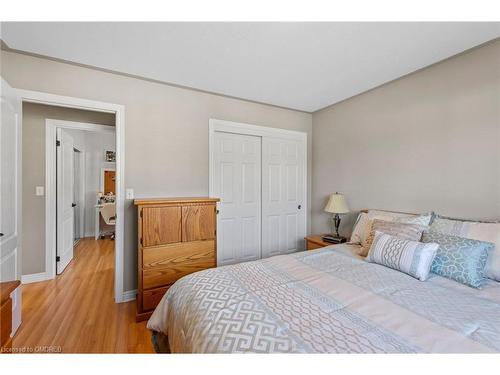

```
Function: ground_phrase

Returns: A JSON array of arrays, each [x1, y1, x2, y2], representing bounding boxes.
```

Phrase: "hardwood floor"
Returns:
[[12, 238, 155, 353]]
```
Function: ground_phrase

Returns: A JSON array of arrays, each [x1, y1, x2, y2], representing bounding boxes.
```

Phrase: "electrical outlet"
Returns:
[[35, 186, 44, 196], [126, 188, 134, 200]]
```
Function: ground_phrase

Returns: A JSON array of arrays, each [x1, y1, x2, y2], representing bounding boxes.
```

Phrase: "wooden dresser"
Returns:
[[1, 280, 20, 352], [134, 197, 219, 321]]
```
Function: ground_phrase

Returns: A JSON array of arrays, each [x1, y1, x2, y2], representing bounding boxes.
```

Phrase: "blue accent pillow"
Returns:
[[421, 231, 493, 288]]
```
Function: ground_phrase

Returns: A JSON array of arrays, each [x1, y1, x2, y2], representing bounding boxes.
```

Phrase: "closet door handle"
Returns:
[[298, 205, 301, 210], [0, 232, 4, 237], [72, 203, 77, 207]]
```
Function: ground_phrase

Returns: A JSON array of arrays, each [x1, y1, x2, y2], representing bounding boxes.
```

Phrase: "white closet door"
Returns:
[[0, 78, 22, 282], [213, 132, 261, 266], [262, 137, 306, 258], [56, 128, 75, 274]]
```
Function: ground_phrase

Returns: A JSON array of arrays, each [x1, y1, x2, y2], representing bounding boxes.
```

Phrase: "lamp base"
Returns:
[[322, 234, 347, 244]]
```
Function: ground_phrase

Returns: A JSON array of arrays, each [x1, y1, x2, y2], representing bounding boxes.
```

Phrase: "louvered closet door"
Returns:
[[213, 132, 261, 266], [262, 137, 306, 258]]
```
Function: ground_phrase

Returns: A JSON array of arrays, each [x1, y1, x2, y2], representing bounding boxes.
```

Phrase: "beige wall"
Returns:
[[312, 40, 500, 236], [21, 103, 115, 275], [1, 51, 313, 290]]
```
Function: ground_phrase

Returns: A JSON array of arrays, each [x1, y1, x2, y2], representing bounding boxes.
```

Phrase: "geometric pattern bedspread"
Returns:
[[147, 245, 500, 353]]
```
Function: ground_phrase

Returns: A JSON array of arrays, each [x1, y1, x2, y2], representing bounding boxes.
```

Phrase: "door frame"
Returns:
[[73, 147, 85, 242], [208, 118, 308, 250], [47, 120, 116, 275], [17, 89, 128, 303]]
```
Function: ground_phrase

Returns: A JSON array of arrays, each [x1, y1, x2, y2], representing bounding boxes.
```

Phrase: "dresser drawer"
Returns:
[[142, 240, 215, 289], [142, 206, 182, 247], [142, 286, 170, 311]]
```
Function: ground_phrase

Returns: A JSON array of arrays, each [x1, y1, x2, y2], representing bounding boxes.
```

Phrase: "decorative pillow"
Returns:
[[367, 231, 438, 281], [431, 216, 500, 281], [349, 212, 368, 244], [362, 219, 428, 256], [396, 213, 433, 226], [349, 210, 423, 245], [421, 231, 493, 288]]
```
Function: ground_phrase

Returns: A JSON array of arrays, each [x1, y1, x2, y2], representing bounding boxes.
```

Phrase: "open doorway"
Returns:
[[16, 93, 126, 303], [48, 121, 117, 275]]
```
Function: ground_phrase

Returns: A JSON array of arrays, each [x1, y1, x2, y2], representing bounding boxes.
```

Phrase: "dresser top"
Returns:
[[134, 197, 220, 205]]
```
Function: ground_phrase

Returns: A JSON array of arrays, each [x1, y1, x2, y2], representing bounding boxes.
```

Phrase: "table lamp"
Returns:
[[323, 192, 349, 244]]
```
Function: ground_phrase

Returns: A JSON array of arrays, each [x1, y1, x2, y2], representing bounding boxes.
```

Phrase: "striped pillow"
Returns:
[[362, 219, 428, 256], [367, 231, 439, 281]]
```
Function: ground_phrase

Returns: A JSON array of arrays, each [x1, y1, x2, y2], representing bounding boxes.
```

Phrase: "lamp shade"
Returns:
[[324, 193, 349, 214]]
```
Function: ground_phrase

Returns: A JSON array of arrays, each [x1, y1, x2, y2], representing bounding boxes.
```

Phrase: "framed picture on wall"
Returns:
[[105, 150, 116, 162]]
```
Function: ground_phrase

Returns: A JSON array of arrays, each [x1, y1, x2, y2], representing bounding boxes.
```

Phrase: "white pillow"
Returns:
[[396, 213, 433, 226], [367, 231, 439, 281], [349, 212, 368, 244], [349, 210, 428, 245], [430, 217, 500, 281]]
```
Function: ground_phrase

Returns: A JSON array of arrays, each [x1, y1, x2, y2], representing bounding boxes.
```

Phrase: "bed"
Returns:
[[147, 244, 500, 353]]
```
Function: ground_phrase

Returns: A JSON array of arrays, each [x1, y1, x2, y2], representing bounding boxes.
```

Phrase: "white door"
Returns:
[[0, 78, 22, 282], [0, 78, 22, 336], [262, 137, 306, 258], [56, 128, 75, 274], [213, 132, 261, 266]]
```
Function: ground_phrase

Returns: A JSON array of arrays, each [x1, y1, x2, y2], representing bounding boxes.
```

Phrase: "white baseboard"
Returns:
[[120, 289, 137, 303], [21, 272, 52, 284]]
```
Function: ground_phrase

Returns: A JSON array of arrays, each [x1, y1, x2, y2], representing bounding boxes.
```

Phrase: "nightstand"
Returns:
[[305, 235, 335, 250]]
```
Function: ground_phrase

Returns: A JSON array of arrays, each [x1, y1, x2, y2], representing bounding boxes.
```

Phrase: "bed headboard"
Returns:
[[360, 208, 421, 215]]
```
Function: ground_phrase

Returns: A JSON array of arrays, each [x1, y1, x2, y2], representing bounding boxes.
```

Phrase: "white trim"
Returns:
[[18, 89, 127, 303], [17, 89, 119, 114], [76, 149, 86, 240], [45, 123, 56, 279], [121, 289, 137, 303], [208, 118, 308, 253], [45, 119, 116, 133], [21, 272, 51, 284]]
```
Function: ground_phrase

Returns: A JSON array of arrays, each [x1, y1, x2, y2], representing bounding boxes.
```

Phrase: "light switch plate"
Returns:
[[35, 186, 44, 196], [126, 188, 134, 200]]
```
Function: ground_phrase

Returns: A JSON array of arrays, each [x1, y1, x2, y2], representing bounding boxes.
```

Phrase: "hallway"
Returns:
[[12, 238, 154, 353]]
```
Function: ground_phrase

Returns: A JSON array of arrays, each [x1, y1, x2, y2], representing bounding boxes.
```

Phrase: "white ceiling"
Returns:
[[2, 22, 499, 112]]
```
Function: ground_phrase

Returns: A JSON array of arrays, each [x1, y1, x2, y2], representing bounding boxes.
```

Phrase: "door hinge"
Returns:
[[140, 210, 143, 218], [56, 256, 60, 262], [56, 140, 61, 146], [140, 238, 143, 245]]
